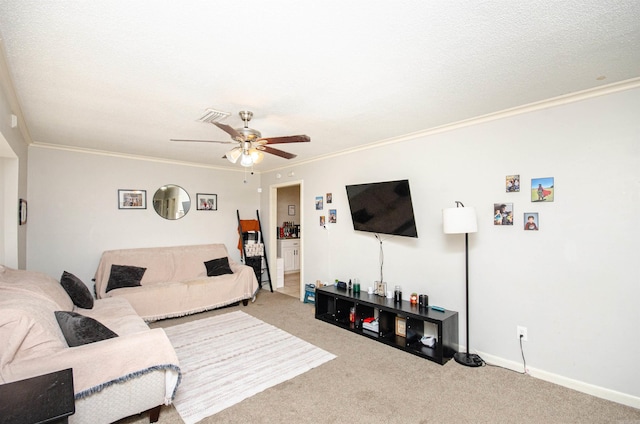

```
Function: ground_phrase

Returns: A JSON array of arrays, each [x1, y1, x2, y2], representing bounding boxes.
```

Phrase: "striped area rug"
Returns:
[[164, 310, 336, 424]]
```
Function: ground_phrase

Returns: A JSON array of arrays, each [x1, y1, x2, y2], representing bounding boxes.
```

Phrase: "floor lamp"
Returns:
[[443, 201, 483, 367]]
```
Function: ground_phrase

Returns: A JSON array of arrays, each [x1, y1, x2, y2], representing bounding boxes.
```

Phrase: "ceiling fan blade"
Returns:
[[170, 138, 235, 144], [262, 145, 297, 159], [213, 122, 244, 141], [258, 135, 310, 144]]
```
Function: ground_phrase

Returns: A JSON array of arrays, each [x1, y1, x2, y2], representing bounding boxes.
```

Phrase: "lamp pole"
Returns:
[[453, 229, 483, 367], [443, 201, 482, 367]]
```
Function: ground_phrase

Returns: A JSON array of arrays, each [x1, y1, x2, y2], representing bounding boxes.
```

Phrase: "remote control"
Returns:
[[431, 305, 445, 312]]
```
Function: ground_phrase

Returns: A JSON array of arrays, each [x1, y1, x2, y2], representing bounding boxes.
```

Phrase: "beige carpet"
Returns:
[[117, 290, 640, 424], [163, 311, 335, 424]]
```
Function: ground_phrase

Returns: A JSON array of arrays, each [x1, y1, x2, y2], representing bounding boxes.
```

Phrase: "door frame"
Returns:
[[269, 180, 303, 301]]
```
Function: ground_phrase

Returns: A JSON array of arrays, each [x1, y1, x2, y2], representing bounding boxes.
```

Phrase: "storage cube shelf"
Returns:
[[315, 285, 459, 364]]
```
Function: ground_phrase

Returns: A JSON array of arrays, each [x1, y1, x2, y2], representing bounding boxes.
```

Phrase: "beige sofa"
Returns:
[[94, 243, 259, 322], [0, 265, 181, 424]]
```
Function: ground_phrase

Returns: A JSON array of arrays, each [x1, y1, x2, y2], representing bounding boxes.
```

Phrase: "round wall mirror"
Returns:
[[153, 184, 191, 220]]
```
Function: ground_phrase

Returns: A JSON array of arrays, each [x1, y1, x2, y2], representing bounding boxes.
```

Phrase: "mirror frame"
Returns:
[[152, 184, 191, 220]]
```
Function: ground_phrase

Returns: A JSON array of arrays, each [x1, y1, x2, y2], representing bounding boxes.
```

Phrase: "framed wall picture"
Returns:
[[524, 212, 539, 230], [196, 193, 217, 210], [329, 209, 337, 223], [288, 205, 295, 215], [493, 203, 513, 226], [531, 177, 554, 202], [118, 190, 146, 209], [506, 175, 520, 192]]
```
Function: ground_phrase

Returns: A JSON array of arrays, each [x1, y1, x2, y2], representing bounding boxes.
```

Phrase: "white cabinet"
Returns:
[[277, 239, 300, 272]]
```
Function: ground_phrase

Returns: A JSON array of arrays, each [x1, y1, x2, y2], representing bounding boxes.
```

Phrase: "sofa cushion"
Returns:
[[60, 271, 94, 309], [55, 311, 118, 347], [204, 257, 233, 277], [106, 265, 146, 293]]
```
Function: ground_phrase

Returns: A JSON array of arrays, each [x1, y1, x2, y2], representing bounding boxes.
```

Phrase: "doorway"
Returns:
[[270, 181, 303, 300]]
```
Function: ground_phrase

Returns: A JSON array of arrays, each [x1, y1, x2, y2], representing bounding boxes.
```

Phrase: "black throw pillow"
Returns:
[[106, 264, 146, 293], [204, 257, 233, 277], [60, 271, 94, 309], [55, 311, 118, 347]]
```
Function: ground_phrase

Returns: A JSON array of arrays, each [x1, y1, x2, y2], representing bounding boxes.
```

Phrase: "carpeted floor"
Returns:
[[117, 290, 640, 424], [164, 310, 335, 424]]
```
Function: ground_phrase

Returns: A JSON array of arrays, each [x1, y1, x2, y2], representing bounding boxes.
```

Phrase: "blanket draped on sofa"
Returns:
[[94, 244, 260, 322]]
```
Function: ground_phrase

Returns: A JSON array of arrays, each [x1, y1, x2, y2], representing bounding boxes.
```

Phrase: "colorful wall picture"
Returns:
[[524, 213, 539, 230], [326, 193, 333, 203], [494, 203, 514, 225], [319, 215, 326, 226], [196, 193, 217, 210], [315, 196, 323, 210], [531, 177, 554, 202], [329, 209, 337, 223], [506, 175, 520, 192], [118, 189, 146, 209]]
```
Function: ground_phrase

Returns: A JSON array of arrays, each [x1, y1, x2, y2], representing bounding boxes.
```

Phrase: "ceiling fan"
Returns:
[[171, 110, 310, 167]]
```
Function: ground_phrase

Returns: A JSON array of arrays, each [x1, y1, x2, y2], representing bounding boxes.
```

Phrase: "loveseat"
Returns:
[[94, 243, 260, 322], [0, 265, 181, 424]]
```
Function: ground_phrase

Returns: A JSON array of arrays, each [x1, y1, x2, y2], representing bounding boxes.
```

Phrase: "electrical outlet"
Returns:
[[517, 325, 528, 342]]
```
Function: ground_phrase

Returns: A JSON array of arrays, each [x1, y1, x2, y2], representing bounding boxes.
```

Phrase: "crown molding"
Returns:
[[20, 75, 640, 174], [29, 142, 256, 173], [267, 77, 640, 173]]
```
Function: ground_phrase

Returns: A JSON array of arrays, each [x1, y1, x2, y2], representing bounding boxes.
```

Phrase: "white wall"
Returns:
[[259, 86, 640, 406], [0, 64, 29, 268], [27, 147, 261, 289]]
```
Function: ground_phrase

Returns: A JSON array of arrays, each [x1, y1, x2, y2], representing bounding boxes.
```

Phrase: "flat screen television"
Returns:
[[345, 179, 418, 238]]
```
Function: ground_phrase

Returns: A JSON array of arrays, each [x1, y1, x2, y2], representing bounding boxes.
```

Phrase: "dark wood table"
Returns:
[[0, 368, 75, 424]]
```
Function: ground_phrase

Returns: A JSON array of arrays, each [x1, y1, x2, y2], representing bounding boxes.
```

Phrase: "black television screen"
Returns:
[[345, 179, 418, 238]]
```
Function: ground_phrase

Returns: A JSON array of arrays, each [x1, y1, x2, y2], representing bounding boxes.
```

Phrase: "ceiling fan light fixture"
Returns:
[[226, 147, 242, 163], [240, 152, 254, 167], [249, 149, 264, 164], [176, 110, 310, 167]]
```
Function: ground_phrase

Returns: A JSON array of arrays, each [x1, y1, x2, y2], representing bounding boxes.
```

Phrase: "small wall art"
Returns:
[[524, 213, 539, 230], [118, 189, 146, 209], [326, 193, 333, 203], [531, 177, 554, 202], [506, 175, 520, 192], [329, 209, 337, 223], [196, 193, 217, 210], [494, 203, 513, 225], [315, 196, 323, 210], [319, 215, 326, 226], [288, 205, 295, 216]]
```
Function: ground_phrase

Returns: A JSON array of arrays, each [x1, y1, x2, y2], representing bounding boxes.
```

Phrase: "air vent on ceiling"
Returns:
[[197, 108, 231, 124]]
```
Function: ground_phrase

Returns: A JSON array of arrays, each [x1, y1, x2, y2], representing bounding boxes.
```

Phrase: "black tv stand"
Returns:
[[315, 286, 459, 364]]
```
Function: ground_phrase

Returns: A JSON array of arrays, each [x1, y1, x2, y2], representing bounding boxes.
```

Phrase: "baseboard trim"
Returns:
[[477, 350, 640, 410]]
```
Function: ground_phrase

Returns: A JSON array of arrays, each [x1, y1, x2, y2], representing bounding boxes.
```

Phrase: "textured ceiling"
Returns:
[[1, 1, 639, 170]]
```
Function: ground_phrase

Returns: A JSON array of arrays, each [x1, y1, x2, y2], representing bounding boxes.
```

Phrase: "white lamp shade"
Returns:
[[443, 206, 478, 234], [240, 153, 254, 167], [249, 149, 264, 164], [226, 147, 242, 163]]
